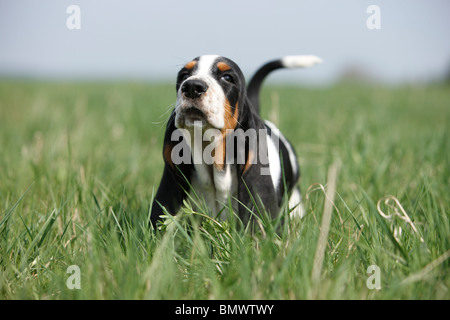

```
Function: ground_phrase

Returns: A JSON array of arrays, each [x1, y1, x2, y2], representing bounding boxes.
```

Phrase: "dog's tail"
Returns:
[[247, 55, 322, 114]]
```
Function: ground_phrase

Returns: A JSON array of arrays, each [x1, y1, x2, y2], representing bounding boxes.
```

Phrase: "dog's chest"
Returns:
[[189, 163, 238, 218]]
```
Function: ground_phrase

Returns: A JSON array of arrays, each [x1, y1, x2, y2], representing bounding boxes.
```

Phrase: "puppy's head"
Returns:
[[174, 55, 246, 132]]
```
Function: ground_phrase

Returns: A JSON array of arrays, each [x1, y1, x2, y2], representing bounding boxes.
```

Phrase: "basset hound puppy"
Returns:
[[151, 55, 322, 227]]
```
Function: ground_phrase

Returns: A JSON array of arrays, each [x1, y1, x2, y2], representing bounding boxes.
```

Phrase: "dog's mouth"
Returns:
[[180, 106, 208, 127], [185, 106, 205, 121]]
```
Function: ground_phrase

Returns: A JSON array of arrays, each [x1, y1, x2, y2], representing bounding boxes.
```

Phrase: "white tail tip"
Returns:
[[281, 55, 323, 69]]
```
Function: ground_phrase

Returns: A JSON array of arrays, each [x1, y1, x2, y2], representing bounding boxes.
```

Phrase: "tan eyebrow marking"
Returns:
[[184, 60, 197, 70], [217, 62, 231, 72]]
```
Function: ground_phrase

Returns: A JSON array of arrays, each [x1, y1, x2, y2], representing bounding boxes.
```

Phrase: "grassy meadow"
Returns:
[[0, 79, 448, 299]]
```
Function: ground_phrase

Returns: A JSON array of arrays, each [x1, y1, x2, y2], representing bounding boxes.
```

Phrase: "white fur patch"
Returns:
[[266, 131, 281, 191], [281, 55, 323, 69], [264, 120, 298, 179], [289, 187, 305, 219], [214, 164, 238, 219]]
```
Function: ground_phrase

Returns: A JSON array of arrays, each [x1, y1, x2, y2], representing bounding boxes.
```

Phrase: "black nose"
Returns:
[[181, 80, 209, 99]]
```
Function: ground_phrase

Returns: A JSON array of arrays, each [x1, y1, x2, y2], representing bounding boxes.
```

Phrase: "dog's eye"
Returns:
[[221, 74, 234, 83], [179, 72, 190, 82]]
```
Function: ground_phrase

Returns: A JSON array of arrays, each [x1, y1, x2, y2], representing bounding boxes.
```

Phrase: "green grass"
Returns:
[[0, 80, 449, 299]]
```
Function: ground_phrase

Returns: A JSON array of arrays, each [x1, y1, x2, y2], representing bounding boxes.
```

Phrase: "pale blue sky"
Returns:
[[1, 0, 449, 85]]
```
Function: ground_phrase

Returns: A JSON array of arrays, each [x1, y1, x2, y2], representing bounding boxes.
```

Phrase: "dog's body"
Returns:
[[151, 55, 321, 226]]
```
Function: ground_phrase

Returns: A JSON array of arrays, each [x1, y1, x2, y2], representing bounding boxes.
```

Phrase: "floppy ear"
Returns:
[[150, 111, 192, 227], [236, 99, 279, 223]]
